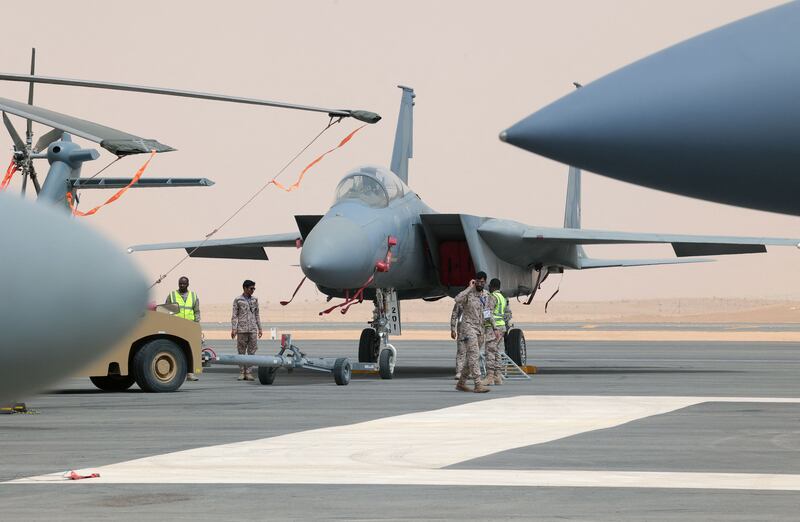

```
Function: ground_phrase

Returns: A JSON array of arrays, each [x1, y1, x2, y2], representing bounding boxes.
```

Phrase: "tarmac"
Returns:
[[1, 331, 799, 520]]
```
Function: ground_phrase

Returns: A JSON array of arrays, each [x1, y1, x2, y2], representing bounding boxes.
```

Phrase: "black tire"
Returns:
[[358, 328, 379, 363], [505, 328, 527, 366], [132, 339, 187, 393], [258, 366, 278, 385], [90, 374, 135, 392], [378, 349, 394, 380], [333, 358, 351, 385]]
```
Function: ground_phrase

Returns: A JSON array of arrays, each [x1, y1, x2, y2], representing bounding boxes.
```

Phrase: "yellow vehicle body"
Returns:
[[80, 309, 203, 392]]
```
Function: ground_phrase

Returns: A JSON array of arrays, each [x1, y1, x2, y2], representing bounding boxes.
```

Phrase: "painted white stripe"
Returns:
[[11, 396, 800, 489]]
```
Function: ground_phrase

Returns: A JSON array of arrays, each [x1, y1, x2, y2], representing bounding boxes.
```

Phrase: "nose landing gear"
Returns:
[[359, 288, 399, 379]]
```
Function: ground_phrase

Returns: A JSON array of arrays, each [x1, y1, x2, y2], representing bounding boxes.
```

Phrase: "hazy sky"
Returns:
[[2, 0, 798, 304]]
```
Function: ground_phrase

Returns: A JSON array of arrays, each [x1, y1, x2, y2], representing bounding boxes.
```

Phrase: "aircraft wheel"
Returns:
[[90, 374, 135, 392], [358, 328, 379, 362], [378, 349, 395, 380], [258, 366, 277, 385], [132, 339, 187, 393], [505, 328, 527, 366], [333, 358, 351, 385]]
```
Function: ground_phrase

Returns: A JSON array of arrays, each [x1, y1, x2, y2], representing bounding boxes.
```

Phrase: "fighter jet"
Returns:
[[130, 86, 800, 378], [501, 2, 800, 216]]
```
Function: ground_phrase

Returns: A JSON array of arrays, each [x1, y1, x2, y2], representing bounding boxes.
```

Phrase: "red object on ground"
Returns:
[[65, 471, 100, 480]]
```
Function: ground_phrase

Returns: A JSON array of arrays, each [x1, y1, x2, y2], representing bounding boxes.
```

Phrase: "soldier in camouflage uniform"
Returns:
[[482, 278, 512, 386], [453, 271, 500, 393], [230, 279, 262, 381], [450, 302, 466, 380]]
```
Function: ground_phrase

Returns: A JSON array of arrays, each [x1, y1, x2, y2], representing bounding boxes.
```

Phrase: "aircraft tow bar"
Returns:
[[203, 334, 378, 386]]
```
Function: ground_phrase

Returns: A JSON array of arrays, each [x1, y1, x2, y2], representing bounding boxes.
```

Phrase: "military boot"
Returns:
[[479, 371, 495, 387], [493, 371, 504, 385], [474, 381, 490, 393], [455, 379, 472, 392]]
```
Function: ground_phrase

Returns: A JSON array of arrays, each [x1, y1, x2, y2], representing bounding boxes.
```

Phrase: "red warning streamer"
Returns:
[[0, 160, 17, 190], [269, 124, 366, 192], [66, 151, 156, 217]]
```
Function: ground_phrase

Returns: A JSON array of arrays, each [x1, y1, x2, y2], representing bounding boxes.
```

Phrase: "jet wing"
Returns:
[[519, 226, 799, 256], [475, 219, 800, 271], [0, 96, 173, 155], [578, 257, 712, 269], [128, 233, 300, 261]]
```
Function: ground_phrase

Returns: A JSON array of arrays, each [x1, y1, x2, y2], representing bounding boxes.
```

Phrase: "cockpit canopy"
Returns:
[[334, 165, 408, 208]]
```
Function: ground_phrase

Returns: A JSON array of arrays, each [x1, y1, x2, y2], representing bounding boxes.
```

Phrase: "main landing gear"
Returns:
[[358, 288, 397, 379]]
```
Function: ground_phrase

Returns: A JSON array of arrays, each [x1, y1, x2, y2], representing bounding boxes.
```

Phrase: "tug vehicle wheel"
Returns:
[[132, 339, 187, 393]]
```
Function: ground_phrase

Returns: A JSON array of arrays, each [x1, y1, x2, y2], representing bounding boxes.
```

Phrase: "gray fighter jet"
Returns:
[[131, 87, 800, 378], [501, 2, 800, 216]]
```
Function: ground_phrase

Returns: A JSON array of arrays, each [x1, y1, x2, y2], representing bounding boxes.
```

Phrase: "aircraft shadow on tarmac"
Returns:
[[539, 367, 739, 375], [43, 365, 737, 394]]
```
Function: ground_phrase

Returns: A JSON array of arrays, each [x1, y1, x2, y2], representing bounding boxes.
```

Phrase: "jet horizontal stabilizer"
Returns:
[[128, 232, 300, 260], [183, 246, 268, 261], [672, 243, 766, 257]]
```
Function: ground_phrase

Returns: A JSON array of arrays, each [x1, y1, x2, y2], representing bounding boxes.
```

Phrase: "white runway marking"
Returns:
[[10, 396, 800, 490]]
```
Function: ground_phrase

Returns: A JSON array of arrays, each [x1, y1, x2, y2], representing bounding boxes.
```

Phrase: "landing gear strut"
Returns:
[[368, 288, 398, 379]]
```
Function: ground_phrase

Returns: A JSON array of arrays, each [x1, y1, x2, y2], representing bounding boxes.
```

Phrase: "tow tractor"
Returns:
[[203, 334, 375, 386]]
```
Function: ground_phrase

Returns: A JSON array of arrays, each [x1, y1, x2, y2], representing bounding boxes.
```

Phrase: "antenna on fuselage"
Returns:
[[390, 85, 414, 185]]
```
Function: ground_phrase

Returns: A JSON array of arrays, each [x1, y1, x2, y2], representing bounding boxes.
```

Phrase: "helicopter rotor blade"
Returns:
[[26, 48, 35, 140], [33, 127, 63, 153], [0, 72, 381, 122], [2, 111, 25, 150]]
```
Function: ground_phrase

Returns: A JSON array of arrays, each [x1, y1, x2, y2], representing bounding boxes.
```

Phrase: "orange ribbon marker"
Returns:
[[67, 151, 156, 216], [0, 160, 17, 191], [270, 124, 366, 192]]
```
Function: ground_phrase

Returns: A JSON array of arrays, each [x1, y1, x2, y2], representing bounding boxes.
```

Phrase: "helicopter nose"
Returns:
[[300, 216, 375, 289], [0, 192, 148, 402]]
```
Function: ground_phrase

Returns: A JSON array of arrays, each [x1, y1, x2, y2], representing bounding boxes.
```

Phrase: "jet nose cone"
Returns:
[[300, 216, 374, 289], [0, 193, 148, 402], [501, 87, 602, 160], [500, 2, 800, 214]]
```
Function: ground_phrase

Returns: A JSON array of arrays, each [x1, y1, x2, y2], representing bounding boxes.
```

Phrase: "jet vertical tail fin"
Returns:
[[390, 85, 415, 185], [563, 165, 581, 229], [563, 165, 587, 262]]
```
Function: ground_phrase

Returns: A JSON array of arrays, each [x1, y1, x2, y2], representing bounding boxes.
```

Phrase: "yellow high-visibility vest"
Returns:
[[492, 291, 507, 327], [170, 290, 196, 321]]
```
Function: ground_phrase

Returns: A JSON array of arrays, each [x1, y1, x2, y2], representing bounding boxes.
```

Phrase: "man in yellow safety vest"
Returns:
[[481, 277, 512, 386], [165, 276, 201, 381]]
